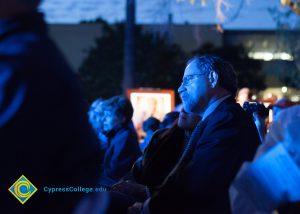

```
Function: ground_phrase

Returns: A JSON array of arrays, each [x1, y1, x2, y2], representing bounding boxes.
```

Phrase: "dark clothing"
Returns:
[[133, 121, 187, 190], [100, 124, 141, 187], [148, 97, 261, 213], [0, 12, 102, 213]]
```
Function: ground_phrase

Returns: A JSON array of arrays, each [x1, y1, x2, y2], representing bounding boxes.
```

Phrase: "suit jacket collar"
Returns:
[[202, 94, 232, 121], [186, 95, 236, 155]]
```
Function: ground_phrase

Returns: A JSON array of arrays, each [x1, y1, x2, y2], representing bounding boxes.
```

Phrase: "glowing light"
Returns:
[[251, 95, 257, 100], [268, 93, 273, 99], [248, 52, 294, 61], [201, 0, 207, 6], [281, 86, 288, 93], [281, 0, 300, 15], [291, 96, 300, 102], [281, 0, 291, 6], [190, 0, 196, 5]]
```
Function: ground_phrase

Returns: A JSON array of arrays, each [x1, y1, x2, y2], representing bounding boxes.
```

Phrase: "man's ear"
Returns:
[[209, 71, 218, 88]]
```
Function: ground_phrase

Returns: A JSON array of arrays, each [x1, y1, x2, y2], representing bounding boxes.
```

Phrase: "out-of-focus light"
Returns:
[[281, 0, 300, 15], [281, 86, 288, 93], [291, 96, 300, 102], [248, 52, 294, 61], [176, 0, 207, 5], [190, 0, 196, 5], [251, 95, 257, 100], [281, 0, 291, 6], [274, 53, 294, 61], [201, 0, 207, 6], [268, 93, 273, 99], [248, 52, 273, 61]]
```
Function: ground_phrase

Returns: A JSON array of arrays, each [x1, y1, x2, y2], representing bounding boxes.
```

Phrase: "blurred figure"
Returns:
[[140, 117, 160, 152], [237, 87, 252, 106], [88, 98, 108, 152], [243, 101, 270, 144], [159, 111, 179, 129], [253, 98, 295, 144], [0, 0, 102, 213], [230, 104, 300, 214], [88, 98, 104, 132], [270, 97, 295, 122], [99, 95, 142, 188]]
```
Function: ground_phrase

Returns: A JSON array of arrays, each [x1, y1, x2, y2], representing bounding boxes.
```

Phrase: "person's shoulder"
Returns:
[[205, 97, 254, 130], [216, 97, 249, 119], [112, 126, 138, 143]]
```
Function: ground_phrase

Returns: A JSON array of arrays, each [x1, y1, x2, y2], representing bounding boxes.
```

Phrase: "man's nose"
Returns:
[[178, 83, 185, 94]]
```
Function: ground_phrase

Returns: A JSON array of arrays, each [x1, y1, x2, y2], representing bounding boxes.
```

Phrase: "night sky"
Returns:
[[39, 0, 300, 30]]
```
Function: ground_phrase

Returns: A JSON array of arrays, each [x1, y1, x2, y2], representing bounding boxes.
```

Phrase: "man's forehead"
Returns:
[[184, 61, 205, 76]]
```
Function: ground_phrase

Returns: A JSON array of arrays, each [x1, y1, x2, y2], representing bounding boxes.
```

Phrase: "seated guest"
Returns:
[[133, 109, 201, 190], [270, 98, 295, 122], [88, 98, 104, 131], [139, 117, 160, 152], [159, 111, 179, 129], [99, 95, 142, 188], [88, 98, 108, 153], [128, 56, 261, 213], [252, 98, 296, 144], [111, 110, 201, 199]]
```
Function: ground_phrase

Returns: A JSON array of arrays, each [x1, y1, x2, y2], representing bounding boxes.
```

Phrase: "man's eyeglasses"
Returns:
[[181, 74, 206, 86]]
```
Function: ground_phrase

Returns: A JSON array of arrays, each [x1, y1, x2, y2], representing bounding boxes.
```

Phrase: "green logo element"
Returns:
[[8, 175, 38, 204]]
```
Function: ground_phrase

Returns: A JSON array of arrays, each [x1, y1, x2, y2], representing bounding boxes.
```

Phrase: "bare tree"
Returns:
[[122, 0, 246, 93]]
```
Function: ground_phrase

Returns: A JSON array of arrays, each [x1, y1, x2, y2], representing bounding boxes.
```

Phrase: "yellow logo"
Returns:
[[8, 175, 38, 204]]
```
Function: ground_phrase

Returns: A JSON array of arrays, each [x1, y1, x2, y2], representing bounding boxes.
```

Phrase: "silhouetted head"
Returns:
[[142, 117, 160, 133], [160, 111, 179, 129]]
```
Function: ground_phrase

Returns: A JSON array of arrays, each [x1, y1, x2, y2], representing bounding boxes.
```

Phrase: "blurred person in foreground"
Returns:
[[128, 55, 261, 213], [230, 105, 300, 214], [0, 0, 102, 213], [99, 95, 141, 188]]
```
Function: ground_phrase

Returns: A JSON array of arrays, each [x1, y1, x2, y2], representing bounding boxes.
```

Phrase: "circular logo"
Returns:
[[14, 180, 31, 198]]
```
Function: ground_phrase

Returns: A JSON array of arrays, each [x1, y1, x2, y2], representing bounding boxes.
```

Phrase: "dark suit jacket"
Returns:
[[0, 12, 102, 214], [133, 120, 187, 190], [148, 96, 261, 214]]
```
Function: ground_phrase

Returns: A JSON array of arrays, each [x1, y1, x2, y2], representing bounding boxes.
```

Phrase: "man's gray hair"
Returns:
[[188, 55, 238, 96]]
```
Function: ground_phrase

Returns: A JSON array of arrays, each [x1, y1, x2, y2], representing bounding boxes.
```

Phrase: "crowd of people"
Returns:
[[1, 0, 300, 213]]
